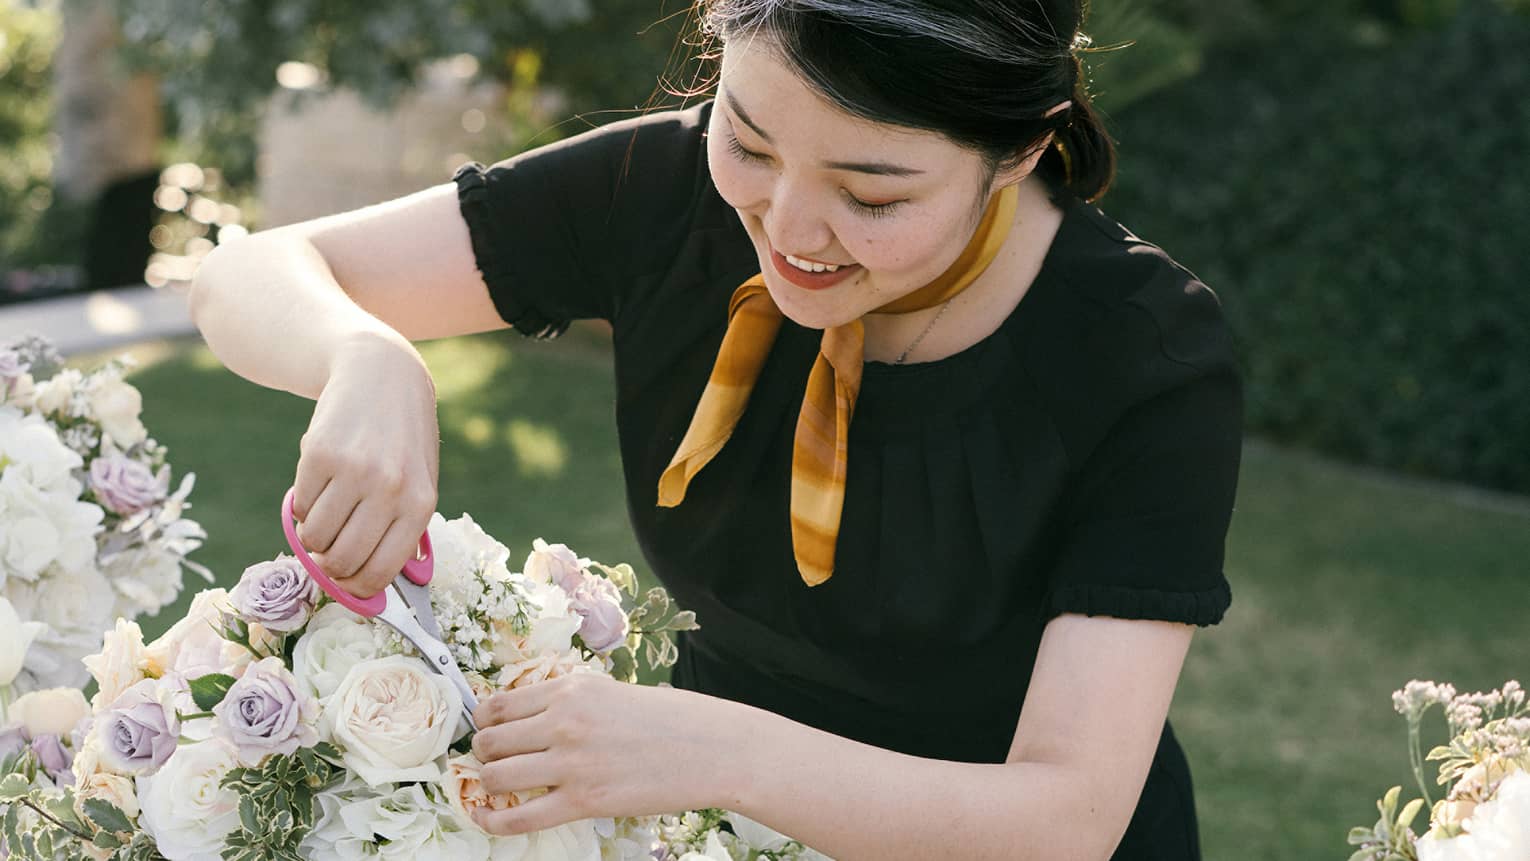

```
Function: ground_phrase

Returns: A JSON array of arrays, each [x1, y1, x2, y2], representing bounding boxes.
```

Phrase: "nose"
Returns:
[[760, 177, 835, 260]]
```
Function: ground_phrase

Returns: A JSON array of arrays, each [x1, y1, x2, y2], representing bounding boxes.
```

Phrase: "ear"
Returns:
[[991, 100, 1074, 189]]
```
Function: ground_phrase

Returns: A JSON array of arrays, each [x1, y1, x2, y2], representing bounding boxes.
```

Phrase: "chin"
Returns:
[[758, 270, 866, 331]]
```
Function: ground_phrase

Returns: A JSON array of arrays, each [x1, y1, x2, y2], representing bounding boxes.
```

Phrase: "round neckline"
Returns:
[[860, 190, 1083, 378]]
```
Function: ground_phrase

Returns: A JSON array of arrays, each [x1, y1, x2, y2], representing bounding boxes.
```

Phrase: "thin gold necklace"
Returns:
[[892, 299, 954, 365]]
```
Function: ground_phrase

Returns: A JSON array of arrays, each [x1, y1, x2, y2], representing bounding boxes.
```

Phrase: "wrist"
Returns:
[[686, 689, 767, 813], [327, 330, 433, 395]]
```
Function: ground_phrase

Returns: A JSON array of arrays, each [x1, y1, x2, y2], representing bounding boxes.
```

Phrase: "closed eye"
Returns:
[[727, 130, 905, 220]]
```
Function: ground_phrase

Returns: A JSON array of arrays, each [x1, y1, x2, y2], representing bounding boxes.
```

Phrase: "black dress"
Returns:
[[452, 101, 1243, 860]]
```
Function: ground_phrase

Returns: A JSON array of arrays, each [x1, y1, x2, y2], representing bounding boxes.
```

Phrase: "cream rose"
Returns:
[[85, 376, 147, 447], [8, 687, 89, 737], [142, 588, 251, 680], [322, 655, 464, 786], [74, 771, 140, 820], [32, 368, 81, 417], [82, 618, 151, 710]]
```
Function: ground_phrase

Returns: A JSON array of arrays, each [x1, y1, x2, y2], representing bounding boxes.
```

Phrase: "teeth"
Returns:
[[785, 254, 842, 274]]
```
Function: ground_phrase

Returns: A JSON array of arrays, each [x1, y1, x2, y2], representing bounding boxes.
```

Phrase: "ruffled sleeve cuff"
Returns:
[[1045, 579, 1231, 627]]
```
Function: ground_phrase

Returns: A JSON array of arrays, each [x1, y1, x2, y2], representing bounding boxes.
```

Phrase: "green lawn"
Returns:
[[100, 329, 1526, 859]]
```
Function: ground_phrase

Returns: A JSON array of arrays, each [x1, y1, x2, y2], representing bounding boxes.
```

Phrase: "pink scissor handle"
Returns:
[[280, 487, 433, 617]]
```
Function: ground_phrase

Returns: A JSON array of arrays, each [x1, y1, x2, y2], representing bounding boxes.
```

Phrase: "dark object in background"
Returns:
[[83, 166, 158, 291]]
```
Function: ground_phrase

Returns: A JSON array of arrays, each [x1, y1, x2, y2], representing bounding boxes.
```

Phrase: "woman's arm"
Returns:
[[717, 614, 1194, 860], [188, 181, 505, 399], [188, 182, 511, 598]]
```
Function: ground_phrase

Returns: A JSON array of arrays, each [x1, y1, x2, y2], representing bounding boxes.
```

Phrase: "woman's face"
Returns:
[[706, 35, 1010, 330]]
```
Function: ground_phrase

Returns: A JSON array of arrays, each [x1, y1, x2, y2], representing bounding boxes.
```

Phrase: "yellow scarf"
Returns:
[[657, 183, 1019, 586]]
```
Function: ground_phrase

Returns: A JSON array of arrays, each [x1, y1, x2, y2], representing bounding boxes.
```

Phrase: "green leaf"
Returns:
[[92, 828, 124, 849], [0, 773, 32, 802], [664, 609, 699, 632], [190, 673, 239, 711], [83, 798, 134, 834], [239, 795, 259, 833], [591, 562, 639, 598], [1397, 797, 1425, 831]]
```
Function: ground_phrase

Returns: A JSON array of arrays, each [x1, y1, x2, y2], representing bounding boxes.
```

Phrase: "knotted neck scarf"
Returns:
[[657, 182, 1019, 587]]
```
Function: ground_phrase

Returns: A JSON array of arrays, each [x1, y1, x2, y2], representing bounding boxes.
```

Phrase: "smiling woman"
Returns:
[[189, 1, 1243, 859]]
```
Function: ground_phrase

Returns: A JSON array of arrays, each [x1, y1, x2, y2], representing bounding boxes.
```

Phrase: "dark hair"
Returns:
[[691, 0, 1117, 204]]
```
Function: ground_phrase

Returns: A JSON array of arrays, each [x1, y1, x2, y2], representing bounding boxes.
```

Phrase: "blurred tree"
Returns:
[[106, 0, 691, 189]]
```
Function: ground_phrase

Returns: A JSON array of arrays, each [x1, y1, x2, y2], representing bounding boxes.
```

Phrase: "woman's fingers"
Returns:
[[312, 495, 393, 593], [478, 749, 559, 798], [353, 506, 434, 598], [294, 478, 356, 554]]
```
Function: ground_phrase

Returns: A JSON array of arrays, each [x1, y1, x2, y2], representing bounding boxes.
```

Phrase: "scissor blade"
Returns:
[[377, 587, 480, 731], [391, 577, 445, 642]]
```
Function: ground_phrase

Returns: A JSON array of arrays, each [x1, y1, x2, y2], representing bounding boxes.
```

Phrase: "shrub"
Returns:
[[1103, 1, 1530, 493]]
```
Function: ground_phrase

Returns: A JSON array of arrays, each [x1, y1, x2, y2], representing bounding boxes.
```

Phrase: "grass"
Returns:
[[94, 329, 1526, 859]]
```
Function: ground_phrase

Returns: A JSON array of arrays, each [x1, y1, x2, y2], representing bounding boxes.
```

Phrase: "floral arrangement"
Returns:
[[1349, 679, 1529, 861], [0, 512, 830, 860], [0, 335, 208, 694]]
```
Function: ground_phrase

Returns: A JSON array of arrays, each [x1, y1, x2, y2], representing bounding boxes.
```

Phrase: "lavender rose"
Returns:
[[97, 678, 180, 776], [212, 657, 320, 765], [230, 555, 320, 632], [31, 733, 73, 786], [568, 572, 629, 653], [88, 454, 166, 516]]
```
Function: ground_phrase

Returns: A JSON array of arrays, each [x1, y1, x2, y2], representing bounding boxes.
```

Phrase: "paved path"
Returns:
[[0, 284, 197, 356]]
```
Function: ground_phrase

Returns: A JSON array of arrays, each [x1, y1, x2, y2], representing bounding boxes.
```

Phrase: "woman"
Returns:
[[190, 2, 1243, 858]]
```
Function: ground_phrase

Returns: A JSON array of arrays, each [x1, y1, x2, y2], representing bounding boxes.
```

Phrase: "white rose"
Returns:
[[304, 779, 491, 861], [82, 618, 150, 710], [8, 687, 89, 737], [0, 595, 49, 687], [31, 368, 81, 417], [322, 654, 463, 786], [135, 739, 241, 861], [85, 376, 147, 447], [292, 603, 398, 701]]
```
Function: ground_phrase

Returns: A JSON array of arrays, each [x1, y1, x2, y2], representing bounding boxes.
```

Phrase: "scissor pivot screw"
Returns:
[[439, 656, 450, 665]]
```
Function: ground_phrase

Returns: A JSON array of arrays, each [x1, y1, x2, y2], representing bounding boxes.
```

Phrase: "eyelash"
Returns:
[[724, 131, 904, 220]]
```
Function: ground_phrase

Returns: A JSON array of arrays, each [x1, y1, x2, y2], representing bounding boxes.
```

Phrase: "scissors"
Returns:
[[280, 487, 478, 732]]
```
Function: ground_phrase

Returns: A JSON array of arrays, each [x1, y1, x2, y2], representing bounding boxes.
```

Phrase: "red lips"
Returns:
[[769, 248, 861, 291]]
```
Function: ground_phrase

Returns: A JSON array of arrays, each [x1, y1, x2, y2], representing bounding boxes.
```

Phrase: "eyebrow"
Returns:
[[720, 88, 927, 178]]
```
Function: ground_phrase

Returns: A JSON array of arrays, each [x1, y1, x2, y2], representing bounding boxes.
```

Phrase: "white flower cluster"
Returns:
[[653, 810, 832, 861], [4, 510, 790, 861], [0, 337, 207, 693]]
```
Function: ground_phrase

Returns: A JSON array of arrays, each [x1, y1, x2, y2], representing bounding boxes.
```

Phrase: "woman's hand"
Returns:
[[469, 673, 737, 836], [290, 332, 440, 600]]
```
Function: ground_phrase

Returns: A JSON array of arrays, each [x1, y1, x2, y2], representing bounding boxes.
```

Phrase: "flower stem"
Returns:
[[19, 797, 94, 841], [1408, 717, 1433, 807]]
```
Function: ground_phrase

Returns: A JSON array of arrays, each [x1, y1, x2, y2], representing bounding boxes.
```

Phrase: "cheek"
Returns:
[[843, 214, 963, 277], [705, 132, 767, 214]]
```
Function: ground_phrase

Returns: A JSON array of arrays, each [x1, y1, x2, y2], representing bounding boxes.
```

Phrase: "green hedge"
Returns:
[[1101, 1, 1530, 494]]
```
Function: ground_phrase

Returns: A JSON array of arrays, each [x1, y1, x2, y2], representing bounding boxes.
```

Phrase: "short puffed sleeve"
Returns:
[[451, 102, 716, 338], [1040, 242, 1244, 626]]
